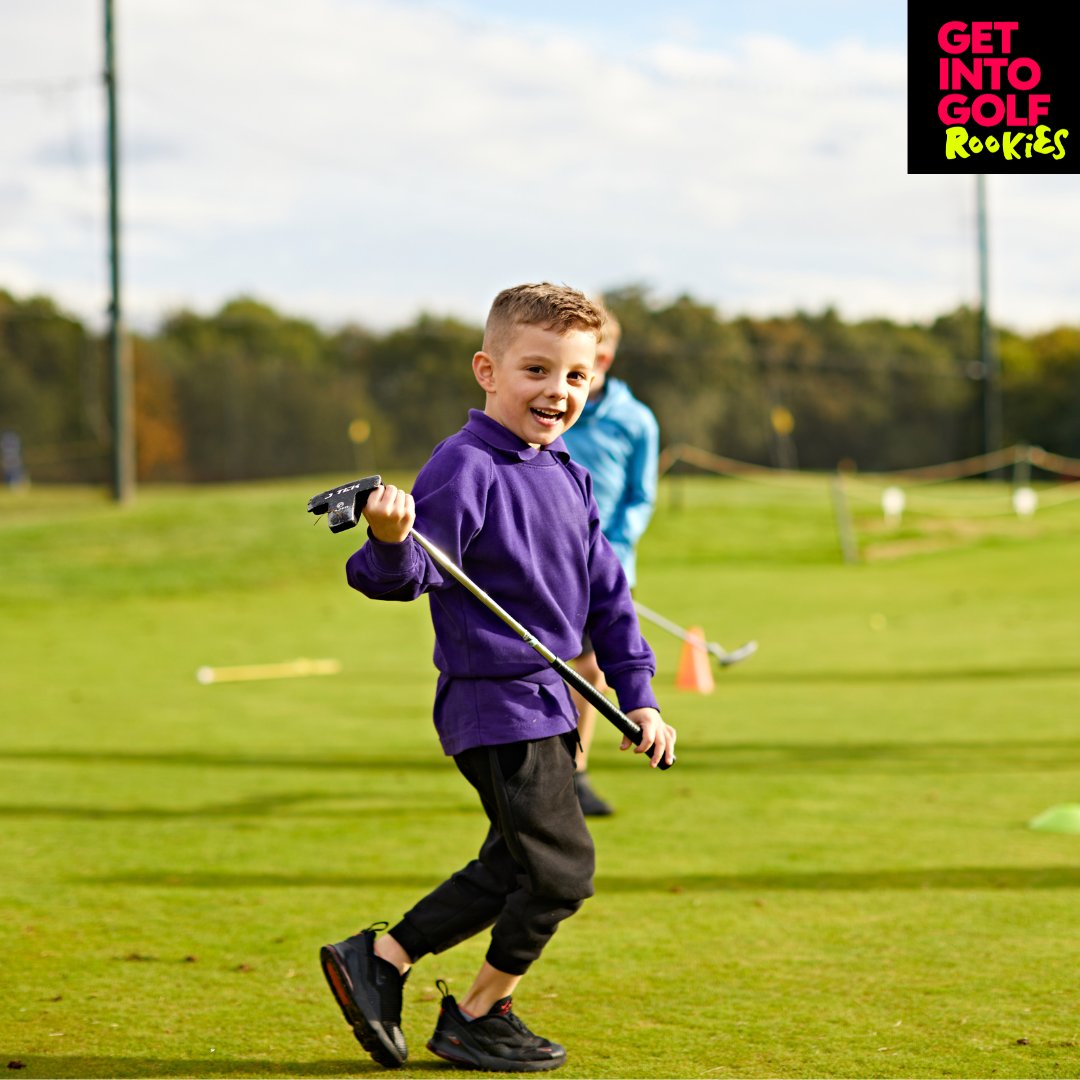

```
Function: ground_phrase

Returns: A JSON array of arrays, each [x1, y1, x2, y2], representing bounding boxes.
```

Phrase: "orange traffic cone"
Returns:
[[675, 627, 715, 693]]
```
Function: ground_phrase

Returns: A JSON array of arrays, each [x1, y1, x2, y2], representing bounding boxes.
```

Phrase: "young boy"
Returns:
[[320, 283, 676, 1073], [561, 301, 660, 817]]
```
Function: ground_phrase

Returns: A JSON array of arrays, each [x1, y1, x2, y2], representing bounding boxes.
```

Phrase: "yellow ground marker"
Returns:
[[195, 658, 341, 685]]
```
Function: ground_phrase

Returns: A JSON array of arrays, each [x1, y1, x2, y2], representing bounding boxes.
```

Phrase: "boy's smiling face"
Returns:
[[472, 322, 597, 448]]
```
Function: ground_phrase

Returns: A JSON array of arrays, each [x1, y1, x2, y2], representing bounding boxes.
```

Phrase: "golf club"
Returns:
[[633, 600, 758, 667], [307, 476, 674, 769]]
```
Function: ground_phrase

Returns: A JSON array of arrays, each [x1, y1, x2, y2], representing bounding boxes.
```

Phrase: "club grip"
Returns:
[[550, 657, 673, 770]]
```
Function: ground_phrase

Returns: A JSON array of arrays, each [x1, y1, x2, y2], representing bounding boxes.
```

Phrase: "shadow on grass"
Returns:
[[6, 738, 1080, 777], [732, 661, 1080, 684], [683, 738, 1080, 774], [79, 865, 1080, 891], [0, 791, 475, 821], [600, 866, 1080, 891], [7, 1057, 452, 1077], [0, 750, 453, 772]]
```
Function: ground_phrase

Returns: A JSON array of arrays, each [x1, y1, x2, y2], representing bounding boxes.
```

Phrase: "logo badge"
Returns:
[[908, 3, 1076, 172]]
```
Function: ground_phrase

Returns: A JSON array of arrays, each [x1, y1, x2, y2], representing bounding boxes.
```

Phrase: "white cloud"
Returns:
[[0, 0, 1077, 334]]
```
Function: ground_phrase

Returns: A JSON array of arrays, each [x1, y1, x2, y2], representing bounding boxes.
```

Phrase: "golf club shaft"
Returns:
[[411, 528, 672, 769], [633, 600, 755, 665], [633, 601, 714, 652]]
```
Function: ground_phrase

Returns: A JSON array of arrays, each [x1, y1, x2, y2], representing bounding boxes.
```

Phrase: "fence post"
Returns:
[[1013, 443, 1031, 488], [830, 471, 859, 565]]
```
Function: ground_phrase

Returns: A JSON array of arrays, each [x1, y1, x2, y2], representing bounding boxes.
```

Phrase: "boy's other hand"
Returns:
[[362, 484, 415, 544], [621, 707, 676, 768]]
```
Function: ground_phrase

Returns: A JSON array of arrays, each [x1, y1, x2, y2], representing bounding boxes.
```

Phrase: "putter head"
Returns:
[[712, 640, 759, 667], [307, 475, 382, 533]]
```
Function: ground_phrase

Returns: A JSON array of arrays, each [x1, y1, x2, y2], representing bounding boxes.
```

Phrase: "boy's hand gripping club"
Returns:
[[307, 475, 674, 769]]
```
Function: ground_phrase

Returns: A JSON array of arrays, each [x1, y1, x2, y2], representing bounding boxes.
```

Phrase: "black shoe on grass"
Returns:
[[426, 979, 566, 1072], [574, 771, 614, 817], [320, 921, 408, 1068]]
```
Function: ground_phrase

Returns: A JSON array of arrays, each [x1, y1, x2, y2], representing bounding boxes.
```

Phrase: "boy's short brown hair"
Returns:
[[483, 283, 603, 358]]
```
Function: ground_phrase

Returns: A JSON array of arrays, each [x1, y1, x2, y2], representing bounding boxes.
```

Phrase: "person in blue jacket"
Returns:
[[560, 301, 660, 816]]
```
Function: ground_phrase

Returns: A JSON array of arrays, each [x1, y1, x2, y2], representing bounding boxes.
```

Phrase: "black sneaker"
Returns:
[[426, 979, 566, 1072], [574, 771, 614, 817], [320, 921, 408, 1068]]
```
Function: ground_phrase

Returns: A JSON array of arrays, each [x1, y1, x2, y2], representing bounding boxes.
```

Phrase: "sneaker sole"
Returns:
[[320, 944, 406, 1069], [426, 1034, 566, 1073]]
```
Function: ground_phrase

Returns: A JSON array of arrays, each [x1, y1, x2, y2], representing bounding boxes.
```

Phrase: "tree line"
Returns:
[[2, 284, 1078, 485]]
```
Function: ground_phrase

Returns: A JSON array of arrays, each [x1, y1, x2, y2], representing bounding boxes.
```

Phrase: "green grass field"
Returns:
[[3, 474, 1080, 1079]]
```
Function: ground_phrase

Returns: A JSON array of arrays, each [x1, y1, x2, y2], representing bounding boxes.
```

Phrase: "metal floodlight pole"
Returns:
[[977, 174, 1003, 473], [105, 0, 134, 503]]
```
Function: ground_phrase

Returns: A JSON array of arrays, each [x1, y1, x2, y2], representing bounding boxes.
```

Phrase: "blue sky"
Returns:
[[2, 1, 1077, 335]]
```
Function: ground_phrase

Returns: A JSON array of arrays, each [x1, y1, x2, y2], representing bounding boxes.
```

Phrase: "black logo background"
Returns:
[[908, 1, 1077, 173]]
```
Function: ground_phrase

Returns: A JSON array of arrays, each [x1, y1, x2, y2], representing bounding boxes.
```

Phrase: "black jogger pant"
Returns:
[[390, 730, 595, 976]]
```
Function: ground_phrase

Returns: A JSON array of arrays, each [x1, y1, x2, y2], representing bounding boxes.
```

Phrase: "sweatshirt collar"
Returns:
[[464, 409, 571, 462]]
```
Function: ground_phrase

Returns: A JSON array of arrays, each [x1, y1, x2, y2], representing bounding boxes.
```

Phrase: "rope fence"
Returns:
[[661, 442, 1080, 485], [658, 442, 1080, 559]]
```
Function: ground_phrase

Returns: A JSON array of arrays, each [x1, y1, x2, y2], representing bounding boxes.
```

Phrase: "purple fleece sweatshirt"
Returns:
[[345, 409, 659, 755]]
